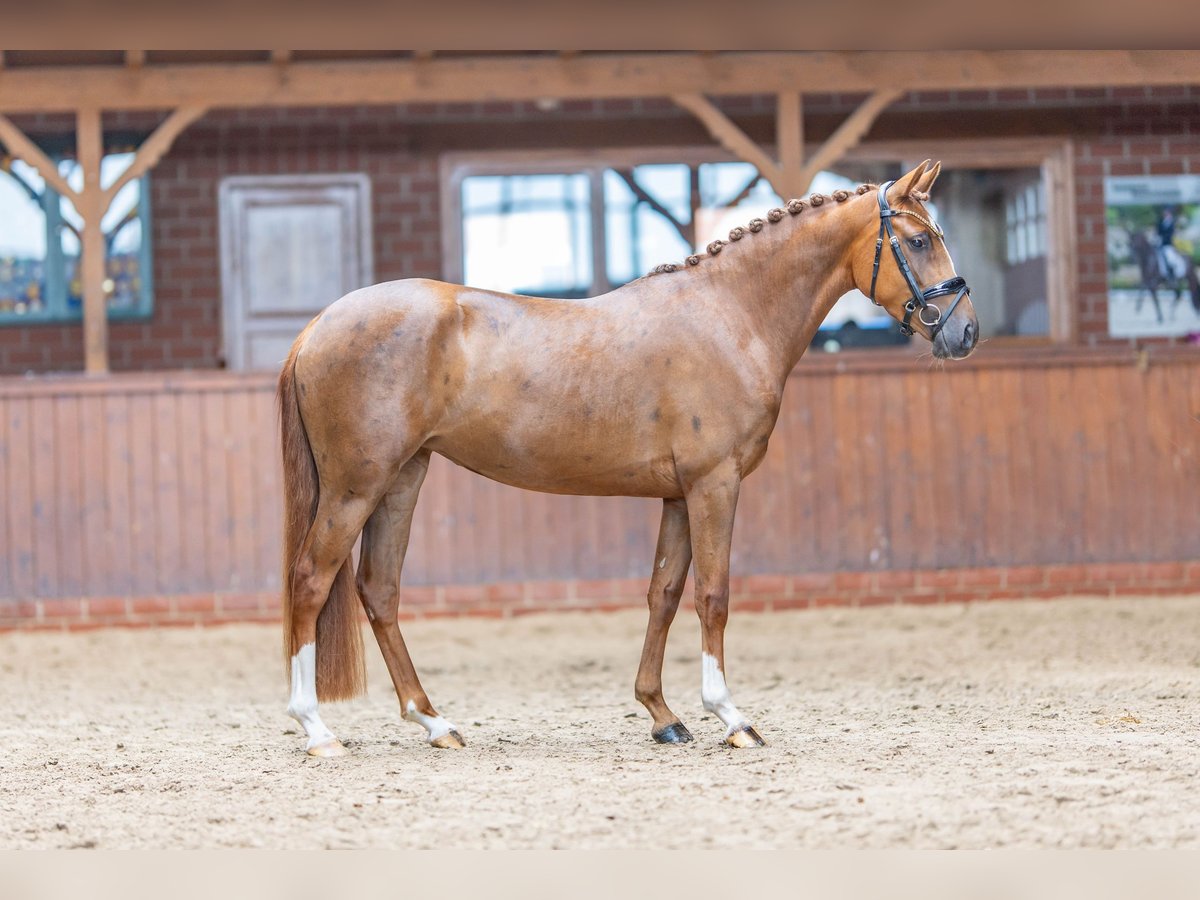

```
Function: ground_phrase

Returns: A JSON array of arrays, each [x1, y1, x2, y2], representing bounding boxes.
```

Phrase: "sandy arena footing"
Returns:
[[1, 596, 1198, 849]]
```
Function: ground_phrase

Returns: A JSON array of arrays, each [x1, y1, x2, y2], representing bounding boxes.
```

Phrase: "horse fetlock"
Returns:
[[286, 698, 316, 722], [404, 699, 462, 746]]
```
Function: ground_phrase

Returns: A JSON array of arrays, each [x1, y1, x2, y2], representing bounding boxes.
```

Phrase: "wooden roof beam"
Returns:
[[103, 105, 207, 205], [792, 89, 903, 193], [672, 92, 785, 191], [678, 87, 901, 198], [0, 114, 78, 200], [0, 51, 1198, 113]]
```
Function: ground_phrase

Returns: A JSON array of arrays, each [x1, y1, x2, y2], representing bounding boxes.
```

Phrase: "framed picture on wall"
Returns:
[[1105, 175, 1200, 338]]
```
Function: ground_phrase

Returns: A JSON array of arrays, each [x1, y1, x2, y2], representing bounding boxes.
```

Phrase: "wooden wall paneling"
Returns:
[[201, 391, 232, 588], [127, 394, 159, 595], [1169, 364, 1198, 562], [1096, 364, 1135, 561], [999, 367, 1038, 565], [962, 369, 995, 567], [1150, 365, 1185, 562], [52, 396, 84, 597], [151, 392, 183, 594], [30, 397, 59, 596], [256, 390, 282, 592], [78, 395, 109, 592], [831, 373, 866, 569], [878, 374, 914, 570], [979, 368, 1012, 567], [4, 398, 35, 598], [102, 393, 134, 595], [1077, 365, 1113, 562], [856, 370, 889, 570], [1, 361, 1199, 605], [176, 391, 209, 591], [780, 380, 818, 573], [1019, 365, 1055, 564], [1049, 367, 1086, 560], [224, 389, 258, 588], [807, 375, 840, 570], [0, 399, 11, 596], [924, 370, 963, 569]]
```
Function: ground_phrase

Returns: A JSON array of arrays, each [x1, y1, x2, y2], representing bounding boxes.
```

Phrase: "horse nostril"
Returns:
[[963, 322, 976, 345]]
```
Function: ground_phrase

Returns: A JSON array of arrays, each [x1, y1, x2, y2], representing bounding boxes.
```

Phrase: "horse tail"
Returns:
[[278, 322, 367, 701]]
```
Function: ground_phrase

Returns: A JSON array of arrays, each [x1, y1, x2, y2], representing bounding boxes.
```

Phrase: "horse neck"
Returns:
[[711, 195, 867, 376]]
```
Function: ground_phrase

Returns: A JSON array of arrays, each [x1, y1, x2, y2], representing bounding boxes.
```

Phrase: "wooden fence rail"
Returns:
[[1, 350, 1197, 605]]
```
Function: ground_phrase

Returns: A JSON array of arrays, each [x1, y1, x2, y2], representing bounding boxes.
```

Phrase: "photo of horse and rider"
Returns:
[[1105, 174, 1200, 338]]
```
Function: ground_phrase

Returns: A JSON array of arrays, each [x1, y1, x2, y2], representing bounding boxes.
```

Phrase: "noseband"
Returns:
[[868, 180, 970, 338]]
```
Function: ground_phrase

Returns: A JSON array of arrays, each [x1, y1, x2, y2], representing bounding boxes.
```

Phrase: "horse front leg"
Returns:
[[684, 464, 765, 748], [634, 498, 694, 744]]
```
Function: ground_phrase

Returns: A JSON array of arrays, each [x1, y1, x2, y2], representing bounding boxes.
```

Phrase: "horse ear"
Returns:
[[915, 160, 942, 194], [888, 160, 930, 203]]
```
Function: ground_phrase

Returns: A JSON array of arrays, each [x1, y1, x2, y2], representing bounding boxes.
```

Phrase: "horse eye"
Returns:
[[908, 236, 927, 250]]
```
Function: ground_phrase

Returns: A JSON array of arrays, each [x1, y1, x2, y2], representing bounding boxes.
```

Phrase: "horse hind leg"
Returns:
[[287, 493, 379, 756], [634, 498, 694, 744], [357, 451, 465, 749]]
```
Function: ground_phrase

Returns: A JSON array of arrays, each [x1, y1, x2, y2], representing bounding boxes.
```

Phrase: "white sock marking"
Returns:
[[405, 699, 457, 743], [288, 643, 338, 751], [701, 652, 749, 735]]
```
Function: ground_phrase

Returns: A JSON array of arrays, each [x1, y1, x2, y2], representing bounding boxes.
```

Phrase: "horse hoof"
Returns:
[[725, 725, 766, 749], [307, 738, 349, 758], [430, 730, 466, 749], [652, 722, 694, 744]]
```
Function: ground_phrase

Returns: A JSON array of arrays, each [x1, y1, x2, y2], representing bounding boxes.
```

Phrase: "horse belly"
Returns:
[[425, 416, 681, 498]]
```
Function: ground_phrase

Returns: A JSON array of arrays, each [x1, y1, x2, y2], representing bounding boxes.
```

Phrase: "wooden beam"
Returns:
[[0, 114, 78, 201], [102, 105, 207, 205], [775, 90, 804, 198], [795, 89, 902, 191], [270, 50, 292, 65], [76, 108, 108, 375], [125, 50, 146, 69], [0, 51, 1197, 113], [672, 92, 784, 190]]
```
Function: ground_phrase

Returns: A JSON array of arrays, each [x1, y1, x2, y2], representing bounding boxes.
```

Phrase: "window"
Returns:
[[0, 148, 153, 325], [445, 143, 1072, 349], [1006, 181, 1046, 265], [450, 155, 903, 350]]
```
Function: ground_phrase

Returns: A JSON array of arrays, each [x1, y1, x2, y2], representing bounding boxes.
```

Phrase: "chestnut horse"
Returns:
[[280, 160, 978, 756]]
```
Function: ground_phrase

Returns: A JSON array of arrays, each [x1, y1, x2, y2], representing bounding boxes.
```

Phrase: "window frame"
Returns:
[[440, 137, 1078, 345], [0, 142, 155, 328]]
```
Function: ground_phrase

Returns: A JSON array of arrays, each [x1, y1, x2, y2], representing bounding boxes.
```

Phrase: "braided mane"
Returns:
[[645, 182, 929, 277]]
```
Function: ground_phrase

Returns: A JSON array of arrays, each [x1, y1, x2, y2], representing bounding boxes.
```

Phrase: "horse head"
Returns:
[[851, 160, 980, 360]]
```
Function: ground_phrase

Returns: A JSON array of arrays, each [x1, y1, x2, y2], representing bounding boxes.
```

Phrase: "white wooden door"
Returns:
[[219, 174, 373, 370]]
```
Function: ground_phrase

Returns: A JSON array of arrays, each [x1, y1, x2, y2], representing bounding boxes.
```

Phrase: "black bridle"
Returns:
[[868, 180, 970, 338]]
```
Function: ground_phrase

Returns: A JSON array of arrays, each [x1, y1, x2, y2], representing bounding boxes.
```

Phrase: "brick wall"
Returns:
[[5, 560, 1199, 632], [1, 86, 1198, 373]]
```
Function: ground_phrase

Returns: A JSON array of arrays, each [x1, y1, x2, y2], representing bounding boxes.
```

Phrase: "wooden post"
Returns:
[[776, 91, 804, 198], [76, 107, 108, 375], [793, 89, 903, 191]]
